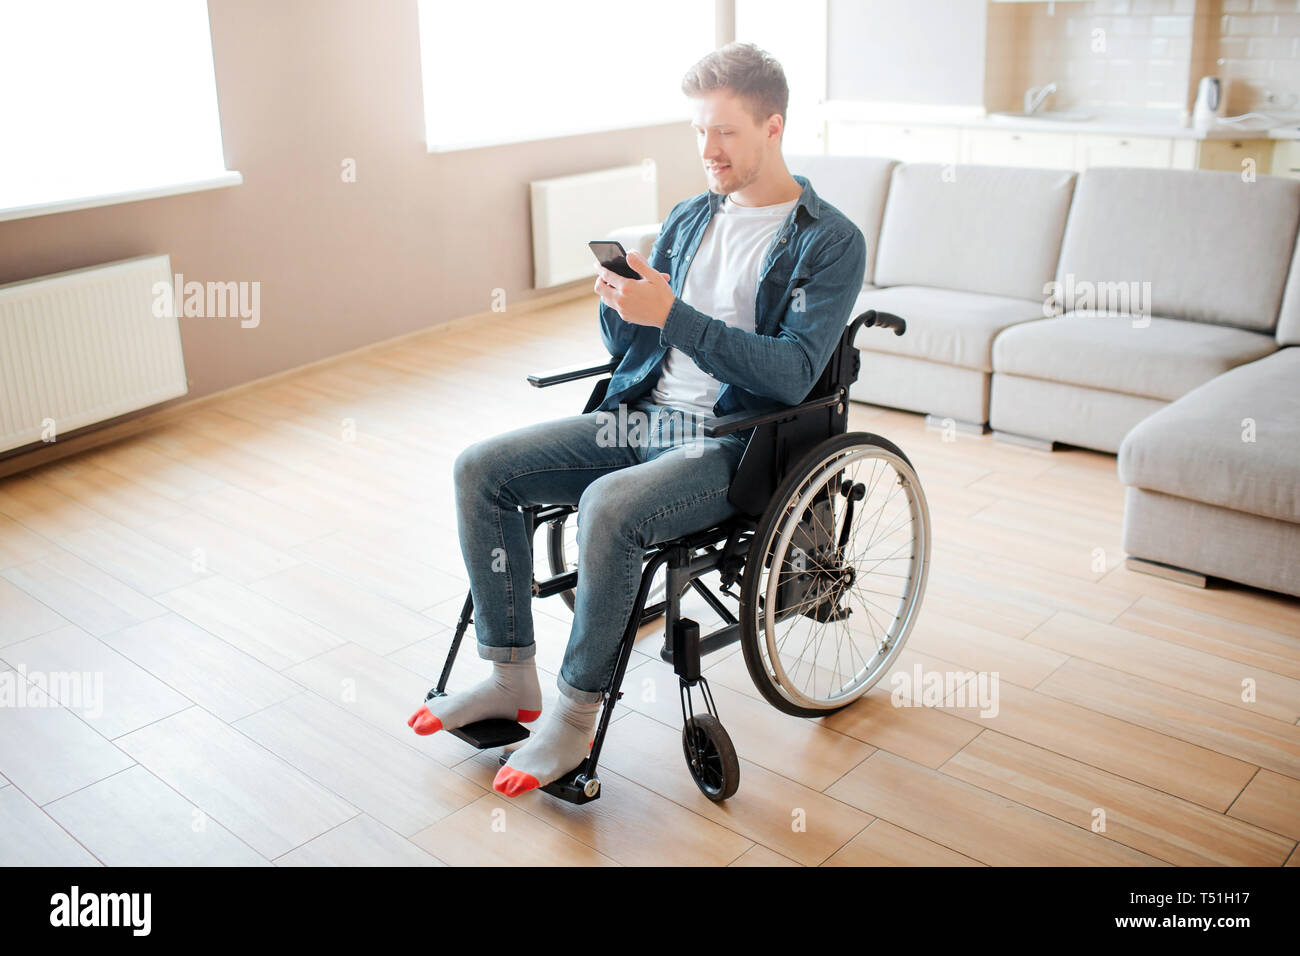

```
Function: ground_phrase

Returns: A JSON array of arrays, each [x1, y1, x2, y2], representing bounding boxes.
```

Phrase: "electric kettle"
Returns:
[[1192, 76, 1225, 131]]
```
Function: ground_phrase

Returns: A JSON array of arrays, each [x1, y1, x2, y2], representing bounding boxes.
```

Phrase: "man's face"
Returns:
[[689, 88, 778, 195]]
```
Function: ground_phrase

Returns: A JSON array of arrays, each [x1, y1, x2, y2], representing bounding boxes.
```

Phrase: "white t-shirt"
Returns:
[[649, 192, 800, 418]]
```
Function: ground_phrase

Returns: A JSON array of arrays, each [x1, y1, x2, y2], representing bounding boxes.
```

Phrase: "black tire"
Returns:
[[682, 714, 740, 801], [546, 509, 666, 624], [738, 431, 931, 718], [545, 512, 579, 613]]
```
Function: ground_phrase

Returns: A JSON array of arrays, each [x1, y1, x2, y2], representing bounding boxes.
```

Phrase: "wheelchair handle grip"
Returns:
[[852, 310, 906, 336]]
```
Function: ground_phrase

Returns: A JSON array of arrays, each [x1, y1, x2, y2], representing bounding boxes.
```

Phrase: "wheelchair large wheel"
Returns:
[[738, 431, 931, 718], [545, 509, 667, 622]]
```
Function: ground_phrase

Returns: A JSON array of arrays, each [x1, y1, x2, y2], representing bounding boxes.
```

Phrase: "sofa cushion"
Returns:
[[991, 312, 1277, 401], [989, 375, 1167, 454], [852, 286, 1048, 372], [1118, 348, 1300, 524], [1055, 167, 1300, 333], [786, 154, 897, 286], [873, 163, 1076, 301]]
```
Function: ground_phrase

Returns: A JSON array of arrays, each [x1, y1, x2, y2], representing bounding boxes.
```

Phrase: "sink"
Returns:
[[989, 109, 1096, 122]]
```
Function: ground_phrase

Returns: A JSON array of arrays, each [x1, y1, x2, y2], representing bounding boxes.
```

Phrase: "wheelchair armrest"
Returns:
[[700, 390, 844, 438], [527, 359, 618, 388]]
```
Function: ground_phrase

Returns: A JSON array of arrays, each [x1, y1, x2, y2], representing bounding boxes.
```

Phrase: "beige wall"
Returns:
[[0, 0, 708, 405], [828, 0, 988, 106]]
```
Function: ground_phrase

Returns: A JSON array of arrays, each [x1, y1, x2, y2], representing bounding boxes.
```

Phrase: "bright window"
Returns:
[[416, 0, 716, 152], [0, 0, 236, 219]]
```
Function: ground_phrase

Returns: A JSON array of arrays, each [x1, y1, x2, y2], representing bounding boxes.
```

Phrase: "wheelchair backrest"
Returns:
[[726, 310, 904, 517]]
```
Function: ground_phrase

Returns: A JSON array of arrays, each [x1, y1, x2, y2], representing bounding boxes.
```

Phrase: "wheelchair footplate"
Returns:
[[496, 754, 601, 804], [424, 689, 531, 749], [428, 689, 601, 803]]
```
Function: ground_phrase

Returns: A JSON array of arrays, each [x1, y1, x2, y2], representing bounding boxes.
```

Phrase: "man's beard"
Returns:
[[715, 156, 760, 195]]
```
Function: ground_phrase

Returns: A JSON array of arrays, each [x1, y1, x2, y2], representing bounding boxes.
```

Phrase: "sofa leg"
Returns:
[[1124, 556, 1208, 589], [924, 414, 988, 436], [992, 429, 1056, 452]]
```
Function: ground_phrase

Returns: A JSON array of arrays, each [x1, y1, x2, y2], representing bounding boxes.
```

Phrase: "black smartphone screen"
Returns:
[[589, 240, 641, 280]]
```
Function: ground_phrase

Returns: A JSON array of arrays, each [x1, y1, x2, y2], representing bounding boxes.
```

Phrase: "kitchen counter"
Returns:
[[985, 112, 1292, 140], [821, 101, 1300, 141]]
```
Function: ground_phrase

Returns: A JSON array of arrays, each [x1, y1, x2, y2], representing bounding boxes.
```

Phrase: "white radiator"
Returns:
[[0, 254, 188, 453], [530, 162, 659, 289]]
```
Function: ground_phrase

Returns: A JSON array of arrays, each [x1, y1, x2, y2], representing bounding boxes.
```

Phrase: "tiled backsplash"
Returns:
[[987, 0, 1300, 116], [1217, 0, 1300, 111]]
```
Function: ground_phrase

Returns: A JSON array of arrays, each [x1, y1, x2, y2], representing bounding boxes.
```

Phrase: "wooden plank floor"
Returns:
[[1, 295, 1297, 867]]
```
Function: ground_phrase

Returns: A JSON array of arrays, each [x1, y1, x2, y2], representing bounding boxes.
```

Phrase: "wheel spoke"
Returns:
[[749, 440, 930, 712]]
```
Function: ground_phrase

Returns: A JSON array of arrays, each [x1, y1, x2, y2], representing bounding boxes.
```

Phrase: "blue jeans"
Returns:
[[452, 397, 748, 703]]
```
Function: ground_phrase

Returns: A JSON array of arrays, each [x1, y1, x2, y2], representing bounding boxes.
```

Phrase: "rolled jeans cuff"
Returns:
[[556, 672, 605, 705], [476, 640, 536, 663]]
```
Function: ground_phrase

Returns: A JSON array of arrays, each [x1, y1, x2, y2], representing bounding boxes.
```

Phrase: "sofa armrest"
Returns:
[[605, 222, 661, 260]]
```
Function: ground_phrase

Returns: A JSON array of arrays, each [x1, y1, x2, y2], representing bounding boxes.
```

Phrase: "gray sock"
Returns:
[[493, 691, 602, 796], [408, 658, 542, 735]]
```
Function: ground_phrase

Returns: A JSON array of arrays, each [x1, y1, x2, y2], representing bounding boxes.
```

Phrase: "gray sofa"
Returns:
[[845, 162, 1077, 429], [990, 167, 1300, 453], [616, 156, 1300, 597], [1117, 348, 1300, 595], [1116, 227, 1300, 596]]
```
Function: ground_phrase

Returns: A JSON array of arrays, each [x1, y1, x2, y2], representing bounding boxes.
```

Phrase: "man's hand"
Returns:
[[593, 249, 675, 329]]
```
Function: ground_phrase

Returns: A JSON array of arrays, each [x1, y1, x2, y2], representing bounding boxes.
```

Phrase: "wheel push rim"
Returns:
[[754, 444, 930, 711]]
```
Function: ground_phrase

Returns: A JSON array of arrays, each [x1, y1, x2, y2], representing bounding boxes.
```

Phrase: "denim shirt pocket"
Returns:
[[649, 238, 671, 273], [659, 242, 692, 294]]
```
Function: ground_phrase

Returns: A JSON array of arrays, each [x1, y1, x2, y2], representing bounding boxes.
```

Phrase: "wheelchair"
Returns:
[[425, 310, 931, 804]]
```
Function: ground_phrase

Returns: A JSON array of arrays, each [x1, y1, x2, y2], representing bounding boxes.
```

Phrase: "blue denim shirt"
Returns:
[[596, 174, 867, 421]]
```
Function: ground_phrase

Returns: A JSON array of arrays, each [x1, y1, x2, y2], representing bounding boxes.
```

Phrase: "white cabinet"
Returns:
[[1075, 134, 1172, 169], [827, 121, 962, 164], [963, 128, 1076, 168], [1171, 139, 1198, 170], [825, 115, 1286, 175]]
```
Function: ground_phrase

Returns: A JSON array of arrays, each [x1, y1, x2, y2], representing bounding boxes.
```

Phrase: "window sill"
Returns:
[[0, 171, 244, 223]]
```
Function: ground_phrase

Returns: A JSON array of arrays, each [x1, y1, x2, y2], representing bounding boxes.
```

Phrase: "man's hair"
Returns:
[[681, 41, 789, 128]]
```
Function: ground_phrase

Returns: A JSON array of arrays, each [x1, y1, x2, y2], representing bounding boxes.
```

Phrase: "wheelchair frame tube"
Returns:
[[434, 591, 475, 696], [583, 545, 678, 775]]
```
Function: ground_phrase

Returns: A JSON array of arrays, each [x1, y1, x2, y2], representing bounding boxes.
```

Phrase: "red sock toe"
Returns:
[[517, 708, 542, 723], [408, 705, 443, 735], [493, 764, 540, 798]]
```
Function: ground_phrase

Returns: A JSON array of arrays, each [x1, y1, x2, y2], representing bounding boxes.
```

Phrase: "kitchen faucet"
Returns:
[[1024, 83, 1057, 115]]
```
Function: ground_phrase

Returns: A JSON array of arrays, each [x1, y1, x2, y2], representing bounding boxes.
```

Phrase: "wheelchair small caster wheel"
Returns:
[[578, 775, 600, 799], [682, 714, 739, 801]]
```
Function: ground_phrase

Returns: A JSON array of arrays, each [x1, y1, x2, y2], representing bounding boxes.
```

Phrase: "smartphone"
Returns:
[[589, 240, 641, 280]]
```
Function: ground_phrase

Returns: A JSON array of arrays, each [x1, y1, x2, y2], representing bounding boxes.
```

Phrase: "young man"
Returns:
[[408, 42, 867, 797]]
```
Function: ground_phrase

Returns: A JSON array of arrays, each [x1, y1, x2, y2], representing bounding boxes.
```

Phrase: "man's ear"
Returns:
[[765, 112, 784, 146]]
